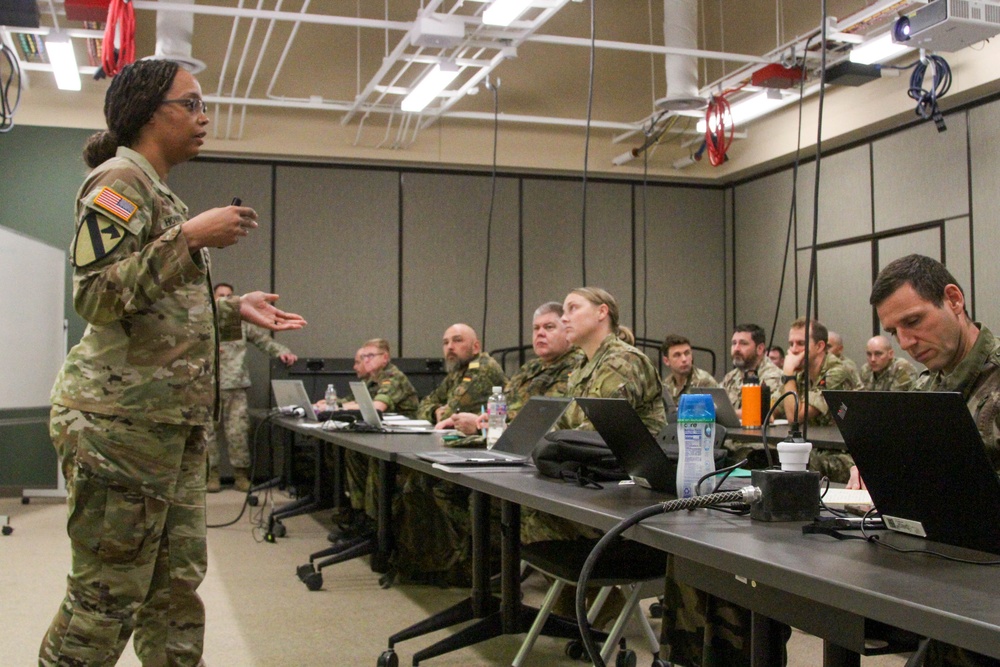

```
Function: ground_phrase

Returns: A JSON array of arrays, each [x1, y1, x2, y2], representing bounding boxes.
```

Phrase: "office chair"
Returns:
[[512, 537, 667, 667], [263, 430, 337, 542]]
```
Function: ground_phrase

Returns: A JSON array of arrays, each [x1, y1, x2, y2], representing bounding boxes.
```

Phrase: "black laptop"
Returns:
[[415, 397, 571, 466], [824, 390, 1000, 555], [572, 398, 683, 493]]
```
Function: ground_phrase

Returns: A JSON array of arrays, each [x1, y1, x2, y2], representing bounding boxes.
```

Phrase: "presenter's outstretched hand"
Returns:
[[182, 204, 259, 250], [240, 291, 307, 331]]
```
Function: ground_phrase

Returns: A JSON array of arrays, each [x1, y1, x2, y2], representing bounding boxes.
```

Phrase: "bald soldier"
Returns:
[[860, 335, 917, 391], [828, 331, 863, 387]]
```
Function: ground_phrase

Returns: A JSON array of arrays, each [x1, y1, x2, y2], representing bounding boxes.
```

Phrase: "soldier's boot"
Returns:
[[207, 466, 222, 493], [233, 467, 251, 493]]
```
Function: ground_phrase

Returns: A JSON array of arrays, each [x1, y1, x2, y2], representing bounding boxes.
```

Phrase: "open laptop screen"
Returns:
[[824, 390, 1000, 555]]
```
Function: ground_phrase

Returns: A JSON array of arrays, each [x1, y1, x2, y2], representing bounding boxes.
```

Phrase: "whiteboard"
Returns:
[[0, 225, 67, 408]]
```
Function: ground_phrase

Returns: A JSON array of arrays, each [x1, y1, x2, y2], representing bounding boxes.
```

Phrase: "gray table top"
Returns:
[[727, 423, 846, 450], [272, 419, 1000, 659]]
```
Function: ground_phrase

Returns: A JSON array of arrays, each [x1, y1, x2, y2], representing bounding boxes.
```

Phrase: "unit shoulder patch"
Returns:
[[72, 211, 127, 267]]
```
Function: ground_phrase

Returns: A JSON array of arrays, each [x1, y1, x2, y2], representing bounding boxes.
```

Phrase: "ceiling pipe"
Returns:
[[656, 0, 705, 112], [149, 0, 205, 73]]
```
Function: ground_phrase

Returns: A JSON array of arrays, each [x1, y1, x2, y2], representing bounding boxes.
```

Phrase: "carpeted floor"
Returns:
[[1, 490, 907, 666]]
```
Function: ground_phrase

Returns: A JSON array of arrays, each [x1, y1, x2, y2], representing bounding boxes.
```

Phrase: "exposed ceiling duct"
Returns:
[[149, 0, 205, 73], [655, 0, 704, 112]]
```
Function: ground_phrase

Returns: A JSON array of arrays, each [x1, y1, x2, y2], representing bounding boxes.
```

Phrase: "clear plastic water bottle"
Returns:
[[676, 394, 716, 498], [486, 386, 507, 449], [325, 384, 338, 411]]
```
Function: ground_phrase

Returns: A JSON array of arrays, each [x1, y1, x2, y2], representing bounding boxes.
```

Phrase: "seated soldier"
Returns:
[[661, 334, 719, 405], [328, 339, 418, 545], [389, 323, 506, 586], [860, 334, 917, 391], [774, 317, 860, 484]]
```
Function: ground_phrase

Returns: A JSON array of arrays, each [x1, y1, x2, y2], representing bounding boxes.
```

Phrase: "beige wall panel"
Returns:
[[400, 173, 520, 358], [521, 180, 633, 346], [872, 115, 969, 231], [970, 102, 1000, 328], [944, 218, 972, 316], [640, 186, 728, 378], [814, 244, 873, 368], [794, 145, 873, 245], [171, 161, 277, 407], [733, 170, 798, 355], [274, 166, 400, 358]]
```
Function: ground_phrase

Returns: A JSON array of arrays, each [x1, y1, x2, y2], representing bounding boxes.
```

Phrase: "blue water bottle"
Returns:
[[676, 394, 716, 498]]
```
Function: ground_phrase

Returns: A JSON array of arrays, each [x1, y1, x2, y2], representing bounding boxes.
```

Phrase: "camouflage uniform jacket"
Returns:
[[219, 323, 292, 390], [367, 363, 420, 418], [835, 353, 864, 388], [781, 352, 860, 426], [916, 325, 1000, 471], [861, 357, 918, 392], [505, 348, 585, 419], [561, 334, 666, 435], [663, 365, 719, 405], [722, 356, 783, 409], [51, 147, 241, 426], [416, 352, 507, 422]]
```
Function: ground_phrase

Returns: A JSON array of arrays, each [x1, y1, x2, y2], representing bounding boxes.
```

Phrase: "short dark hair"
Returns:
[[733, 323, 766, 347], [214, 282, 234, 292], [769, 345, 785, 356], [791, 317, 828, 345], [661, 334, 690, 356], [870, 254, 964, 309]]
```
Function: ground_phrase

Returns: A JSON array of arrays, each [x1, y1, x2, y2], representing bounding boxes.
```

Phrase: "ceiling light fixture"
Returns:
[[44, 32, 81, 91], [401, 62, 460, 113], [696, 90, 792, 133], [849, 31, 913, 65], [482, 0, 533, 27]]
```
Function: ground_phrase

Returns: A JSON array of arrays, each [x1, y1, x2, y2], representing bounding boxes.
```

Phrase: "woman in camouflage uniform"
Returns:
[[40, 60, 304, 666]]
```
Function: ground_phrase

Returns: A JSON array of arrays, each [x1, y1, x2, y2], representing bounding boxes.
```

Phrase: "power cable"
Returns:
[[802, 1, 830, 443], [908, 53, 951, 133], [767, 35, 813, 355], [575, 487, 762, 667], [0, 42, 21, 133], [481, 77, 500, 345], [99, 0, 136, 79], [580, 0, 595, 285]]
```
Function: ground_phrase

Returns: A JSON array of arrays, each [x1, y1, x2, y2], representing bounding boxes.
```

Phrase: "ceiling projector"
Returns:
[[893, 0, 1000, 51]]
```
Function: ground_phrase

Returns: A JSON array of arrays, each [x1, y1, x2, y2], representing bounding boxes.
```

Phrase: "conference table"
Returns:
[[271, 417, 1000, 666], [727, 423, 846, 450]]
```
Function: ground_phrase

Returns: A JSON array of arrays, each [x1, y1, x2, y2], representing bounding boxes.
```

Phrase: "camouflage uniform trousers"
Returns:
[[344, 448, 370, 513], [41, 406, 208, 667], [390, 469, 470, 585], [660, 555, 789, 667], [203, 388, 250, 469]]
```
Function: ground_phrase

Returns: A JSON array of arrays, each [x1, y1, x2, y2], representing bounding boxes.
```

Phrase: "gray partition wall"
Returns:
[[732, 98, 1000, 371]]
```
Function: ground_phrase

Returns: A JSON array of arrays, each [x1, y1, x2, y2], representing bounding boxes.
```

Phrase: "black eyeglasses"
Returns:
[[161, 98, 209, 115]]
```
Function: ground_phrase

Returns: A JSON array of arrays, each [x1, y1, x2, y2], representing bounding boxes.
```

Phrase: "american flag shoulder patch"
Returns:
[[93, 187, 138, 222]]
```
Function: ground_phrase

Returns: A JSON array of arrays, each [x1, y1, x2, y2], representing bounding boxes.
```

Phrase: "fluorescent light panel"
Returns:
[[849, 32, 913, 65], [45, 32, 81, 91], [401, 62, 460, 112], [482, 0, 533, 26], [696, 91, 791, 133]]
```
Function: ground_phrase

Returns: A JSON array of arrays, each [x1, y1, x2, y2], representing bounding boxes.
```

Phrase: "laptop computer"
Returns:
[[824, 389, 1000, 555], [702, 387, 742, 429], [271, 379, 320, 421], [415, 396, 571, 466], [575, 397, 733, 494], [350, 381, 438, 433]]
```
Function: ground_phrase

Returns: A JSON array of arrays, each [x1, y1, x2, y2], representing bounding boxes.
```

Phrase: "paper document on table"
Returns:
[[432, 463, 529, 474], [822, 488, 872, 506], [382, 416, 434, 427]]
